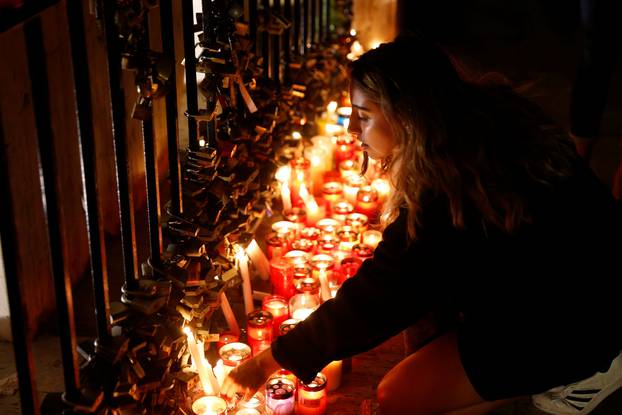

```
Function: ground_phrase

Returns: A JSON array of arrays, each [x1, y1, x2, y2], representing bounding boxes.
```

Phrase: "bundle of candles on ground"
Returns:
[[180, 101, 391, 415]]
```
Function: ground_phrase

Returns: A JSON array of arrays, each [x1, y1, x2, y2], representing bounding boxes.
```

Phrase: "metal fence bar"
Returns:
[[160, 0, 184, 216], [182, 0, 200, 151], [142, 117, 163, 269], [24, 16, 82, 402], [0, 118, 40, 415], [65, 0, 112, 344], [294, 0, 302, 55], [303, 0, 311, 52], [101, 0, 140, 291]]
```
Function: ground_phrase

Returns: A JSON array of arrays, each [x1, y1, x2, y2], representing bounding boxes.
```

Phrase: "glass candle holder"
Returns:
[[337, 226, 359, 252], [321, 181, 343, 205], [262, 295, 289, 335], [192, 396, 227, 415], [266, 232, 289, 260], [361, 230, 382, 249], [311, 135, 335, 170], [216, 331, 240, 351], [340, 257, 363, 281], [331, 201, 354, 222], [345, 213, 369, 233], [234, 409, 261, 415], [334, 135, 355, 166], [290, 157, 312, 208], [283, 250, 311, 268], [310, 254, 335, 302], [279, 318, 301, 335], [292, 264, 316, 291], [338, 159, 359, 179], [315, 218, 341, 236], [283, 207, 307, 225], [355, 186, 380, 219], [371, 178, 391, 204], [291, 238, 316, 254], [246, 310, 273, 356], [352, 244, 375, 261], [304, 145, 330, 195], [296, 373, 328, 415], [289, 291, 320, 321], [300, 226, 321, 241], [343, 174, 368, 204], [219, 342, 252, 368], [236, 391, 266, 415], [272, 221, 299, 240], [266, 375, 296, 415], [317, 234, 339, 254], [270, 257, 295, 299]]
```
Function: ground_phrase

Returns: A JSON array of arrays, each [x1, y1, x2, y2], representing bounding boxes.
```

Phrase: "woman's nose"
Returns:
[[347, 115, 361, 137]]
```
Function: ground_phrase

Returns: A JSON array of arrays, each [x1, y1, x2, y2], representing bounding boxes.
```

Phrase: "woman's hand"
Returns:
[[221, 347, 281, 401]]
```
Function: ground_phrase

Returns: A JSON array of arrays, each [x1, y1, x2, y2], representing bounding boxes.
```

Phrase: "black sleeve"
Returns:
[[271, 210, 440, 383]]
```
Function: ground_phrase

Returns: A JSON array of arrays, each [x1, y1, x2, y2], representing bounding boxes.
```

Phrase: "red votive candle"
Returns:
[[355, 186, 380, 218], [340, 257, 363, 281], [337, 226, 359, 252], [334, 135, 355, 167], [262, 295, 290, 335], [321, 181, 343, 207], [296, 373, 328, 415], [218, 341, 252, 368], [300, 226, 321, 241], [247, 310, 273, 356], [316, 218, 341, 236], [291, 238, 316, 254], [353, 243, 375, 261], [331, 200, 354, 222], [269, 257, 295, 299], [216, 331, 240, 351], [266, 232, 289, 259], [317, 234, 339, 254], [345, 213, 369, 232]]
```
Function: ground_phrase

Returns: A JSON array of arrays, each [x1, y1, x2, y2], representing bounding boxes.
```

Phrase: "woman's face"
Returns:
[[347, 84, 397, 160]]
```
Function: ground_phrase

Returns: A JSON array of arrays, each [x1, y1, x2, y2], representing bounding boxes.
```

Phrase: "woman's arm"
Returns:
[[222, 207, 452, 397]]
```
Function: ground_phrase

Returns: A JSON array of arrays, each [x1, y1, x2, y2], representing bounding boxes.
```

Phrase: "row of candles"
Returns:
[[184, 296, 333, 415], [186, 96, 390, 414]]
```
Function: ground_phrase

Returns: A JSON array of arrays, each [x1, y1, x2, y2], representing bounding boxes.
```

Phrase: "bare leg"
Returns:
[[377, 331, 501, 415], [442, 398, 517, 415]]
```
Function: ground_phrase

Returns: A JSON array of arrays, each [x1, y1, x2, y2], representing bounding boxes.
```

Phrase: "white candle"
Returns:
[[246, 239, 270, 281], [184, 327, 217, 395], [219, 292, 240, 336], [299, 183, 324, 226], [281, 182, 292, 212], [191, 396, 227, 415], [213, 359, 226, 388], [237, 248, 254, 315], [276, 165, 293, 211], [198, 342, 220, 396]]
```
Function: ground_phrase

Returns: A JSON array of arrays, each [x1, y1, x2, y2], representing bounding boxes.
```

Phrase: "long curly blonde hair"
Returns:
[[350, 34, 576, 241]]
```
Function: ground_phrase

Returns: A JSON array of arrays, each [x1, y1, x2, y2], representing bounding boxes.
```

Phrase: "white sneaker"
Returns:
[[532, 352, 622, 415]]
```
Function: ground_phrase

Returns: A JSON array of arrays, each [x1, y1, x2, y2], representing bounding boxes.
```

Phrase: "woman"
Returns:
[[222, 35, 622, 415]]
